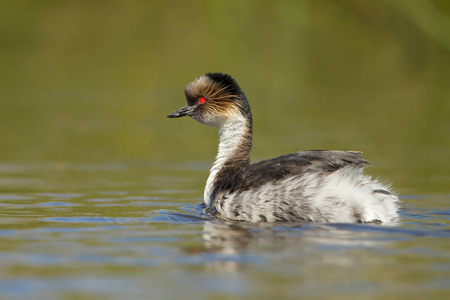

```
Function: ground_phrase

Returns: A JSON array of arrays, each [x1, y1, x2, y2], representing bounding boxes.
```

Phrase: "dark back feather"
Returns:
[[212, 150, 369, 197]]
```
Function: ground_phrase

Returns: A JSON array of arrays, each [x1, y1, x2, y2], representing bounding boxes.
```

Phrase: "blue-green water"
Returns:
[[1, 1, 450, 299]]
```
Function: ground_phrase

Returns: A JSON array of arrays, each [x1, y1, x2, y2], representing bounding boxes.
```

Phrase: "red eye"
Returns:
[[198, 97, 206, 104]]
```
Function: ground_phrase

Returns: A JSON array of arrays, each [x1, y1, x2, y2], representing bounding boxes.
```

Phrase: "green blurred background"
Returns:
[[1, 0, 449, 193]]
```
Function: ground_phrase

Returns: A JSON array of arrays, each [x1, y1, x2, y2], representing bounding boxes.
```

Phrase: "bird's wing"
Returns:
[[219, 150, 369, 193]]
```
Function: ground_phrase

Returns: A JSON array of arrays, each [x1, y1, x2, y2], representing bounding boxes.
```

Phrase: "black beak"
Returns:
[[167, 105, 195, 118]]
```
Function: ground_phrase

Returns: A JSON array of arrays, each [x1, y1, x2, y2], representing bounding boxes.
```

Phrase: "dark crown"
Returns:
[[205, 73, 243, 97]]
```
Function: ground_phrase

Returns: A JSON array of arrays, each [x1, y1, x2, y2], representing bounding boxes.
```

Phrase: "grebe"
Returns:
[[167, 73, 400, 224]]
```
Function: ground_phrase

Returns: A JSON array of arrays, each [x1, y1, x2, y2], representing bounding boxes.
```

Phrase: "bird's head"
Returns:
[[167, 73, 251, 128]]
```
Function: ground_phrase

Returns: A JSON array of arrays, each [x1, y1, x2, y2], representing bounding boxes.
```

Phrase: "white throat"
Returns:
[[203, 115, 249, 205]]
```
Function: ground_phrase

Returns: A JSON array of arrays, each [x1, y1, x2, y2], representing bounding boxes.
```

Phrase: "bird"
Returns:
[[167, 73, 400, 224]]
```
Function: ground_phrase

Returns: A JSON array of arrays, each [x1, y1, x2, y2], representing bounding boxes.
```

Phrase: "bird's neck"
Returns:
[[203, 116, 253, 205]]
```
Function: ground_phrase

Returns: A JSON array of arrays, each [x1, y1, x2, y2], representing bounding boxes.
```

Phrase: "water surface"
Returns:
[[0, 162, 449, 299]]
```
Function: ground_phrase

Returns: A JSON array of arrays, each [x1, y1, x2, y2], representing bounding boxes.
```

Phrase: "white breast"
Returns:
[[203, 115, 248, 205]]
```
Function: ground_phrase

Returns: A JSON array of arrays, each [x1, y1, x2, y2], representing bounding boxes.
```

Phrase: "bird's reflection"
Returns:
[[201, 221, 303, 272], [200, 220, 388, 273], [202, 221, 304, 251]]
